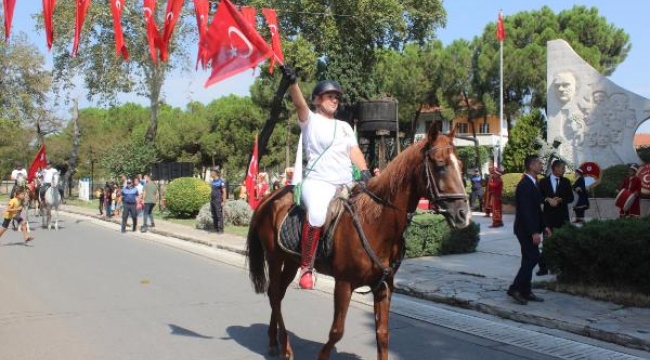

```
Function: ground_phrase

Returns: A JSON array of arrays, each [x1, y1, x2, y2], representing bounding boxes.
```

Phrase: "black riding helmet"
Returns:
[[311, 80, 344, 101]]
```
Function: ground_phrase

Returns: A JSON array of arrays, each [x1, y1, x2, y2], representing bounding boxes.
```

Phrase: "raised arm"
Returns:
[[282, 66, 310, 123]]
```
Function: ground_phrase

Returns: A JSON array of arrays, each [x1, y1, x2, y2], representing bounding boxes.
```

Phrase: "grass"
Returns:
[[535, 280, 650, 308]]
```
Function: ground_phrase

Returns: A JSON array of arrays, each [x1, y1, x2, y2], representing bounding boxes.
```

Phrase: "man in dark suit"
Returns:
[[536, 159, 574, 275], [508, 155, 551, 305]]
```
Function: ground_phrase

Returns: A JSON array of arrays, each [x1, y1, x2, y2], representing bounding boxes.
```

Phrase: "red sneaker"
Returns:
[[24, 237, 34, 243], [299, 271, 314, 289]]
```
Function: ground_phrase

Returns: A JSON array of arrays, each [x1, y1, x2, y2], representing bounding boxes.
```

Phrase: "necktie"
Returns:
[[555, 178, 560, 195]]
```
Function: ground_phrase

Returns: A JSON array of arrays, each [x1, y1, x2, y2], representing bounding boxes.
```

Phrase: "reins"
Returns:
[[423, 146, 467, 212]]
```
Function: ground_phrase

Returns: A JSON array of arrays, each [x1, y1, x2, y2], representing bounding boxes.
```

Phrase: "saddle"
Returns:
[[277, 185, 354, 260]]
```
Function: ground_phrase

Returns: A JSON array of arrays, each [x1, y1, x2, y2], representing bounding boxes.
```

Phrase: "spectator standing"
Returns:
[[507, 155, 550, 305], [141, 174, 158, 232], [97, 188, 105, 215], [537, 159, 573, 276], [210, 169, 226, 234], [571, 168, 589, 223], [120, 179, 139, 233], [469, 169, 483, 211]]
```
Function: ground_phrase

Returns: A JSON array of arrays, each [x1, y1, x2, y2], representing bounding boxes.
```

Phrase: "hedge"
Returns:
[[164, 177, 211, 217], [544, 217, 650, 293], [404, 213, 480, 258], [590, 164, 628, 198]]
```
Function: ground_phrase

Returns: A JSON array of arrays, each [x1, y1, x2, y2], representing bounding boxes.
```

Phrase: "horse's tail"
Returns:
[[246, 210, 267, 294]]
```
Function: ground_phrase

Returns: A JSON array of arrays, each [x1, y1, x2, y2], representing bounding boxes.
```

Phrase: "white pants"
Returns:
[[301, 178, 338, 227]]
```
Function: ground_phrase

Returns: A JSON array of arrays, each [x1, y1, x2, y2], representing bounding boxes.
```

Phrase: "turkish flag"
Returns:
[[43, 0, 56, 50], [110, 0, 129, 60], [245, 135, 259, 210], [496, 12, 505, 42], [193, 0, 209, 70], [27, 145, 47, 183], [3, 0, 16, 42], [240, 6, 256, 28], [143, 0, 161, 64], [203, 0, 272, 87], [262, 8, 284, 74], [159, 0, 184, 62], [72, 0, 91, 57]]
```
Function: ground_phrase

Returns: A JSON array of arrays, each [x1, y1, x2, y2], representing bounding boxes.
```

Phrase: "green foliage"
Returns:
[[404, 213, 480, 258], [501, 173, 523, 204], [503, 109, 544, 173], [165, 177, 211, 217], [98, 138, 158, 179], [223, 200, 254, 226], [591, 164, 628, 198], [457, 146, 490, 172], [544, 218, 650, 293]]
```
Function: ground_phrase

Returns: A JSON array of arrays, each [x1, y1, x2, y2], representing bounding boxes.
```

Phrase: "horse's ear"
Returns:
[[427, 121, 440, 143]]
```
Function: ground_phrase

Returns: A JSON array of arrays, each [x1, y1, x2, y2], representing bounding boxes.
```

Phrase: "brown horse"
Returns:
[[246, 124, 471, 360]]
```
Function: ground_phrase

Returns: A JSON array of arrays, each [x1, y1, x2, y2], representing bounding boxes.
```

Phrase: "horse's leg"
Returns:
[[266, 258, 297, 359], [318, 280, 353, 360], [54, 205, 59, 230], [373, 279, 394, 360]]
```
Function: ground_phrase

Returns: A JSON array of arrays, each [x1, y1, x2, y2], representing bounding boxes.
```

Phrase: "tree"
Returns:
[[502, 109, 545, 172], [43, 0, 192, 143], [99, 139, 158, 178], [473, 6, 630, 130]]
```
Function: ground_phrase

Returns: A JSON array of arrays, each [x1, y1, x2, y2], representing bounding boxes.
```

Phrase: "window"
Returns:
[[480, 122, 489, 134], [456, 123, 469, 134]]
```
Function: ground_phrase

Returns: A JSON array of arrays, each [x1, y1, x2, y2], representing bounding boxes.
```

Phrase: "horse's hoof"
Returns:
[[267, 345, 280, 357], [283, 352, 293, 360]]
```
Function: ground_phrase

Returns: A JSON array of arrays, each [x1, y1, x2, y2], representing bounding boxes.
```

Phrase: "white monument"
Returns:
[[547, 39, 650, 168]]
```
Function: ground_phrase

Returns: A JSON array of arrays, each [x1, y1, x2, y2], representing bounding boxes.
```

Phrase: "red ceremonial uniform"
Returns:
[[483, 176, 493, 216], [619, 175, 642, 217], [489, 176, 504, 227]]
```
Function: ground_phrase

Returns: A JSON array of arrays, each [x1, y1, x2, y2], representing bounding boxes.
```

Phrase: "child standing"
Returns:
[[1, 189, 34, 243]]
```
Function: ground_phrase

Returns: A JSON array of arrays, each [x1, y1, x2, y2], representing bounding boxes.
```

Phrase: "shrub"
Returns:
[[404, 213, 480, 258], [501, 173, 523, 205], [164, 177, 211, 217], [544, 217, 650, 294], [590, 164, 628, 198], [195, 200, 253, 230]]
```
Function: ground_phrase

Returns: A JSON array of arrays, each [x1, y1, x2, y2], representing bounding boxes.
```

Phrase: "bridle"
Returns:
[[423, 145, 467, 212]]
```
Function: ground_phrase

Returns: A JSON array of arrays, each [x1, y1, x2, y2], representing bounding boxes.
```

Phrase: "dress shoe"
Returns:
[[489, 223, 504, 228], [536, 268, 549, 276], [506, 289, 528, 305], [525, 293, 544, 302]]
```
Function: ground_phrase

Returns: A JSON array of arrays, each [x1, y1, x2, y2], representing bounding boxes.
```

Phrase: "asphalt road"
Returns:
[[0, 214, 564, 360]]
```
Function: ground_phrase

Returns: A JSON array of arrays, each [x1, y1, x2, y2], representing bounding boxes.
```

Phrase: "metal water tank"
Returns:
[[356, 99, 398, 133]]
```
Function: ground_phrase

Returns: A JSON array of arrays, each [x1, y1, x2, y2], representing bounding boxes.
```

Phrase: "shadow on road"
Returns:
[[225, 323, 363, 359], [168, 324, 214, 339]]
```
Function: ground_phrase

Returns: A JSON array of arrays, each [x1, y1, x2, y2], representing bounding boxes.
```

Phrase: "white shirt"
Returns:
[[300, 111, 358, 184], [42, 168, 58, 184], [11, 169, 27, 180], [135, 183, 144, 195], [549, 174, 560, 193]]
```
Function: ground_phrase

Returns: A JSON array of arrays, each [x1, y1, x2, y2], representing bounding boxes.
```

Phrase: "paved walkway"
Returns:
[[57, 204, 650, 353]]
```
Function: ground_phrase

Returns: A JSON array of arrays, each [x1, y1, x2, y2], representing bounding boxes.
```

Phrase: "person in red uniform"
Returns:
[[483, 165, 495, 217], [618, 163, 641, 218], [489, 168, 504, 228]]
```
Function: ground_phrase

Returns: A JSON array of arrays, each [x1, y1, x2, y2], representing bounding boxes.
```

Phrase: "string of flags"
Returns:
[[1, 0, 285, 87]]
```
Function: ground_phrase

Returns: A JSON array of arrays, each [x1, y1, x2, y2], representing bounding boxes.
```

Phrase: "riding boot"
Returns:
[[299, 221, 322, 290]]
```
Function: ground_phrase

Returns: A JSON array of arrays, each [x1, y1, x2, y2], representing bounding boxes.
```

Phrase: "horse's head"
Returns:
[[421, 124, 471, 229]]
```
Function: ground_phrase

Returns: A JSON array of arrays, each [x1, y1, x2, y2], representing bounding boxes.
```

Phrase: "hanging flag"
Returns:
[[262, 8, 284, 74], [496, 11, 505, 42], [110, 0, 130, 59], [240, 6, 256, 28], [72, 0, 92, 57], [203, 0, 273, 87], [193, 0, 209, 70], [43, 0, 56, 50], [245, 135, 259, 210], [143, 0, 160, 64], [3, 0, 16, 42], [27, 145, 48, 183], [159, 0, 184, 62]]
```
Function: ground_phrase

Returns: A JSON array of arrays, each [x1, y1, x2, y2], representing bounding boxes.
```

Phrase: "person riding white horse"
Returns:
[[10, 161, 27, 199], [40, 162, 61, 230]]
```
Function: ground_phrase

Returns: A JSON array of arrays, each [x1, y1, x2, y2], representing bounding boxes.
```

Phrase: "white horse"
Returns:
[[41, 172, 61, 230]]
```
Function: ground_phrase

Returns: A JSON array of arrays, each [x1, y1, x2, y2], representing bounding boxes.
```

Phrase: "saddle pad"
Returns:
[[278, 205, 335, 259]]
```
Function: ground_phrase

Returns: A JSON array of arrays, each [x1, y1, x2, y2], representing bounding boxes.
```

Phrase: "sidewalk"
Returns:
[[58, 204, 650, 353]]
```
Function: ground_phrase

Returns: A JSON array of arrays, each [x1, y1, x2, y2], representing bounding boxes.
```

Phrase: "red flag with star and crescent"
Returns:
[[72, 0, 92, 57], [193, 0, 210, 70], [28, 145, 47, 183], [496, 11, 505, 42], [203, 0, 273, 87], [159, 0, 184, 62], [143, 0, 161, 64], [3, 0, 17, 42], [245, 135, 259, 210], [43, 0, 56, 50], [262, 8, 284, 74], [110, 0, 130, 59]]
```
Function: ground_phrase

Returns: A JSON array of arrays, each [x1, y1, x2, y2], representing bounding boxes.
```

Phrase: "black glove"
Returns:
[[281, 65, 298, 85], [360, 170, 372, 184]]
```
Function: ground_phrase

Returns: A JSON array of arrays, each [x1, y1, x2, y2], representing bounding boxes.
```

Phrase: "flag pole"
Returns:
[[498, 10, 504, 168]]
